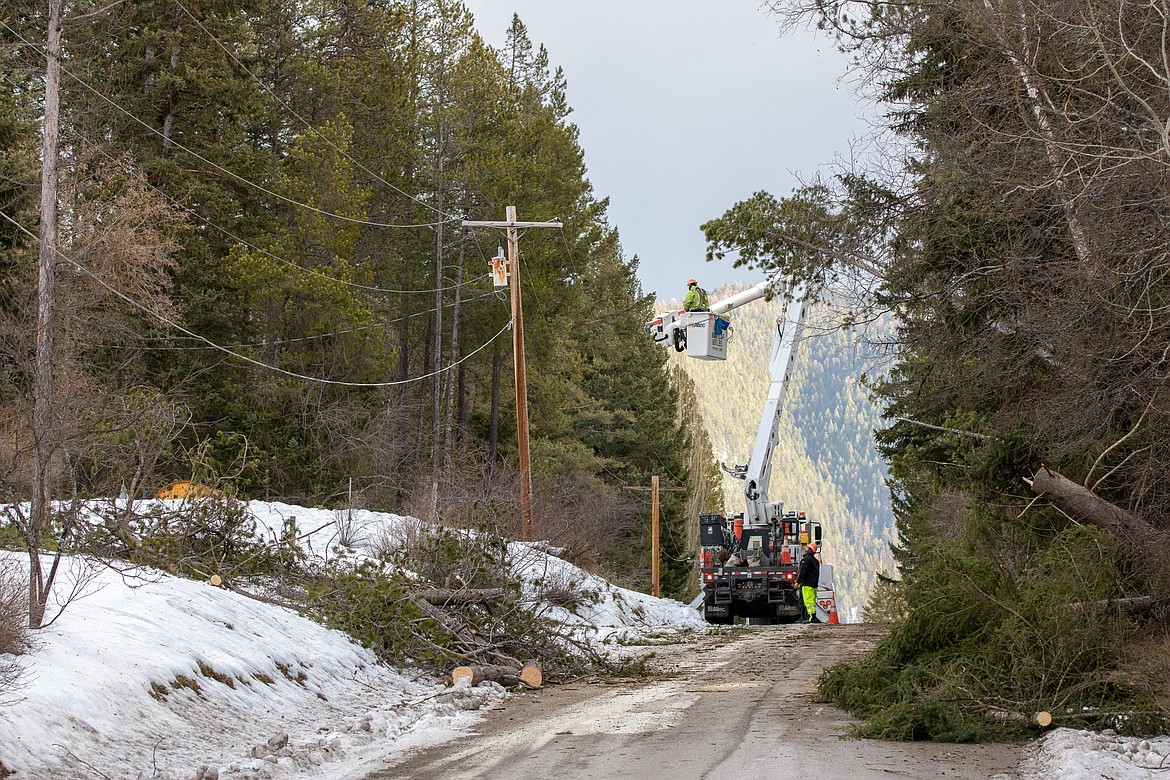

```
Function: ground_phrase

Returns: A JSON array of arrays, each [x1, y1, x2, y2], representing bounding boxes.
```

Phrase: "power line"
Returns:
[[58, 127, 485, 296], [170, 0, 458, 222], [28, 118, 462, 300], [0, 208, 513, 388], [0, 18, 456, 231], [559, 223, 587, 282], [92, 289, 506, 351]]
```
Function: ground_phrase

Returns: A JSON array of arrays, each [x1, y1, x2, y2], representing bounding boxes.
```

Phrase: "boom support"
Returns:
[[648, 273, 809, 525], [737, 281, 808, 527]]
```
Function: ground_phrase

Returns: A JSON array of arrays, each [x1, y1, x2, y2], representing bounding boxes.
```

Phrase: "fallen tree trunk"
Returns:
[[986, 709, 1052, 728], [409, 596, 525, 669], [1029, 466, 1168, 554], [416, 588, 507, 606], [451, 663, 542, 689], [1068, 596, 1157, 614]]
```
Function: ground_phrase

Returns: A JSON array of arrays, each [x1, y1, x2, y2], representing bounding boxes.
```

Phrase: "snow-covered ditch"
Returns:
[[0, 500, 704, 780]]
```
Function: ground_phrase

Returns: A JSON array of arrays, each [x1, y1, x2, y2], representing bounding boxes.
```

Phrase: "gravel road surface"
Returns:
[[364, 623, 1019, 780]]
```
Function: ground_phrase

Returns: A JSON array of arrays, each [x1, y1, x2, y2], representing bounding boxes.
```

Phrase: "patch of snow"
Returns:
[[1020, 728, 1170, 779], [508, 541, 705, 643]]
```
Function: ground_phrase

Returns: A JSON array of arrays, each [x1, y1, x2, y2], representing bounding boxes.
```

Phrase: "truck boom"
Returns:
[[738, 281, 807, 528]]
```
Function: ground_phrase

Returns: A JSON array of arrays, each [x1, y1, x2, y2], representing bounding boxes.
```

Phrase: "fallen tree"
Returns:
[[1028, 466, 1169, 556], [1068, 596, 1157, 614]]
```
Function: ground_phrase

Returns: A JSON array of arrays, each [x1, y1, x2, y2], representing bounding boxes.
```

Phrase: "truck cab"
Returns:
[[698, 511, 824, 624]]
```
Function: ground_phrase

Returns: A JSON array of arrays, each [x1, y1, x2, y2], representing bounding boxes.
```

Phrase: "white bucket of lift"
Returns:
[[685, 311, 729, 361]]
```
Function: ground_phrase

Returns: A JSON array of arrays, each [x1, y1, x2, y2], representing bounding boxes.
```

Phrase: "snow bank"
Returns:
[[244, 500, 705, 638], [0, 550, 503, 780], [1022, 728, 1170, 779]]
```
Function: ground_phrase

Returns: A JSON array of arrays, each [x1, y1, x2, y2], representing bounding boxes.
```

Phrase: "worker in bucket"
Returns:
[[794, 540, 821, 623], [683, 278, 709, 311]]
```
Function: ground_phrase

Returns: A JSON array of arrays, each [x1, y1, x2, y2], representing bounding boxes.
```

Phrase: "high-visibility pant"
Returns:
[[802, 586, 817, 622]]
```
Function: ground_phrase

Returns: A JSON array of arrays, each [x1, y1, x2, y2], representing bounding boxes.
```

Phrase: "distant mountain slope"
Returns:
[[666, 283, 896, 619]]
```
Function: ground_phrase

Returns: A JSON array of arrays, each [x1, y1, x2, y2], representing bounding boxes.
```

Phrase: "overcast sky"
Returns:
[[460, 0, 869, 302]]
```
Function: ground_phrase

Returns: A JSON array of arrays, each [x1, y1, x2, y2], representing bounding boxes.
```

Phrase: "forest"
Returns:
[[698, 0, 1170, 740], [0, 0, 724, 625]]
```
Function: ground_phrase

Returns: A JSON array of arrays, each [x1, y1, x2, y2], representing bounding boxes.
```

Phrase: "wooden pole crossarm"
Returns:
[[462, 219, 564, 229]]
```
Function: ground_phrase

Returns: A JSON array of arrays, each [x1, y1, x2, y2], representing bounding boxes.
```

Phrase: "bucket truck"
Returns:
[[647, 277, 839, 624]]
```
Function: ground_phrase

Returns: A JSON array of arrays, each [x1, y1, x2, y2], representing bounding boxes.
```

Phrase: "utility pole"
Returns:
[[624, 478, 686, 597], [651, 475, 659, 597], [462, 207, 560, 542]]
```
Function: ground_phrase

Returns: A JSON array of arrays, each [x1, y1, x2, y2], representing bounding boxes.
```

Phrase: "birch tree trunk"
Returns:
[[980, 0, 1095, 267]]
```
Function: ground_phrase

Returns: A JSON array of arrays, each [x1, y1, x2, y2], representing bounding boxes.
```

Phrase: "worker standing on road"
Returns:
[[795, 541, 821, 623], [683, 278, 709, 311]]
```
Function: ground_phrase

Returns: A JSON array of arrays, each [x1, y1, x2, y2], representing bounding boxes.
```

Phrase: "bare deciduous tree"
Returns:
[[13, 144, 185, 627], [0, 556, 31, 698]]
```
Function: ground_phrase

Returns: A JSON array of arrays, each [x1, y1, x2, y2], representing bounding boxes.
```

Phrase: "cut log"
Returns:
[[1029, 467, 1168, 554], [518, 663, 542, 689], [451, 665, 481, 686], [986, 709, 1027, 724], [417, 588, 507, 606], [986, 709, 1053, 728], [451, 663, 543, 689]]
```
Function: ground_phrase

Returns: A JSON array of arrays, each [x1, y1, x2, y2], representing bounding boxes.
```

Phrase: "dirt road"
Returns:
[[364, 623, 1019, 780]]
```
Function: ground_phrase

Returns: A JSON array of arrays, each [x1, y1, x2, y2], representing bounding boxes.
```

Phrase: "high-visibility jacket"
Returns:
[[683, 285, 709, 311]]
